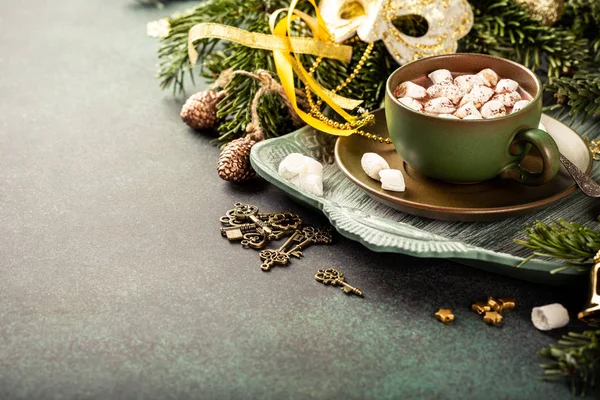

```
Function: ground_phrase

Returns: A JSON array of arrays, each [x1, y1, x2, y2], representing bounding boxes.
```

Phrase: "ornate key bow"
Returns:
[[319, 0, 473, 64]]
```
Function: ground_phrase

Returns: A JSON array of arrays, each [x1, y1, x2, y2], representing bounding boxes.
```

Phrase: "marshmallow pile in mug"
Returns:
[[393, 68, 530, 120]]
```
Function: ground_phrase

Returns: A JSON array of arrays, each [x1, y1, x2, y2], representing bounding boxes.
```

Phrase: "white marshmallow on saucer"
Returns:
[[289, 173, 323, 197], [492, 91, 522, 107], [454, 74, 485, 94], [398, 96, 424, 112], [379, 169, 405, 192], [426, 83, 463, 104], [531, 303, 570, 331], [459, 85, 494, 108], [463, 114, 483, 120], [394, 81, 427, 99], [454, 101, 482, 119], [438, 114, 460, 119], [511, 99, 530, 113], [361, 152, 390, 181], [480, 100, 507, 118], [424, 97, 456, 114], [495, 78, 519, 93], [428, 69, 453, 84], [477, 68, 499, 87]]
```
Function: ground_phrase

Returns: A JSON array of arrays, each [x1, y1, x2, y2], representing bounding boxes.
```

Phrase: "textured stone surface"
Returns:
[[0, 0, 594, 399]]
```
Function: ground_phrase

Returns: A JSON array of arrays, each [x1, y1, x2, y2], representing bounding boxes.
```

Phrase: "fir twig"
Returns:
[[514, 219, 600, 269], [539, 330, 600, 396]]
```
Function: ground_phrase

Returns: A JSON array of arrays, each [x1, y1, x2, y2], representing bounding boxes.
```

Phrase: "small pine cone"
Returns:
[[180, 90, 225, 130], [217, 137, 257, 183]]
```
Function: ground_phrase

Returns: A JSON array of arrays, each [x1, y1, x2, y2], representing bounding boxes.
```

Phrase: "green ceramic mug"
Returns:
[[384, 53, 560, 185]]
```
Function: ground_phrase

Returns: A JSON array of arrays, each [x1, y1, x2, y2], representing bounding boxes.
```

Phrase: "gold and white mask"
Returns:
[[319, 0, 473, 64]]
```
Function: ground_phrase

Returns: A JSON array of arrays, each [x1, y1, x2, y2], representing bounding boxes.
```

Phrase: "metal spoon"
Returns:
[[560, 154, 600, 197]]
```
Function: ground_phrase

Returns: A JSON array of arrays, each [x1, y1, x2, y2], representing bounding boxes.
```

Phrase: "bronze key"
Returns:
[[220, 203, 302, 249], [259, 226, 333, 271], [315, 268, 363, 296]]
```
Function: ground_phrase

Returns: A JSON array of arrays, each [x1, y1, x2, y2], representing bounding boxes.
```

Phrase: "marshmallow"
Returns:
[[477, 68, 499, 87], [428, 69, 453, 85], [531, 303, 570, 331], [279, 153, 324, 196], [480, 100, 507, 118], [463, 114, 483, 120], [361, 152, 390, 181], [459, 85, 494, 108], [454, 74, 485, 94], [495, 78, 519, 93], [394, 81, 427, 99], [398, 96, 423, 112], [492, 91, 522, 107], [511, 99, 530, 113], [379, 169, 406, 192], [289, 173, 323, 197], [426, 83, 463, 104], [278, 153, 307, 179], [438, 114, 460, 119], [454, 101, 482, 119], [424, 97, 456, 114]]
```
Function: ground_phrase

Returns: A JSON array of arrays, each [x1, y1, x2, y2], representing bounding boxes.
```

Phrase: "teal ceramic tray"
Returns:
[[250, 111, 600, 285]]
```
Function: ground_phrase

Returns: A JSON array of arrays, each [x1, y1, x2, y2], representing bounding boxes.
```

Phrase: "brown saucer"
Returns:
[[334, 110, 593, 221]]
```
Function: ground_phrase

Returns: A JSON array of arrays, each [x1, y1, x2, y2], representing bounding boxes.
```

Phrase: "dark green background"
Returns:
[[0, 1, 595, 399]]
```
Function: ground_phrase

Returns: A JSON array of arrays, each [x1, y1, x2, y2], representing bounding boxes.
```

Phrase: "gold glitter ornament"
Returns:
[[319, 0, 473, 64], [515, 0, 564, 26]]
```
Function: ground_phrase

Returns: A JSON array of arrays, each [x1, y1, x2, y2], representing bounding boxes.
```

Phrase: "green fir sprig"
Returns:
[[539, 330, 600, 397], [515, 219, 600, 272]]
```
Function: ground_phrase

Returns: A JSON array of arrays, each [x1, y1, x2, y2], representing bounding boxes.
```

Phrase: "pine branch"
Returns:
[[461, 0, 590, 78], [545, 70, 600, 121], [539, 330, 600, 396], [514, 219, 600, 269]]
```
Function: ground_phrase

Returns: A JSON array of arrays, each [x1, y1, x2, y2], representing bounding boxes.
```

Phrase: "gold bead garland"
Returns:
[[305, 40, 392, 144]]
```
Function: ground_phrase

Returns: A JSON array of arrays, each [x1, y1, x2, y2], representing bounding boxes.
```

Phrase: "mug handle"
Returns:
[[499, 128, 560, 186]]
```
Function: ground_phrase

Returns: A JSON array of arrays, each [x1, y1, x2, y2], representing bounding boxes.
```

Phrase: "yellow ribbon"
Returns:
[[187, 23, 352, 65], [187, 1, 367, 137]]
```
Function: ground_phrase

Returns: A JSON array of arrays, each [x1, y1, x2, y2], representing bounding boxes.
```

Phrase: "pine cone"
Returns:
[[180, 90, 225, 130], [217, 137, 257, 183]]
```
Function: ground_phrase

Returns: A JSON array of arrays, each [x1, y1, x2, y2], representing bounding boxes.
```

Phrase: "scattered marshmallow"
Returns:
[[512, 99, 530, 113], [454, 74, 485, 94], [394, 81, 427, 99], [454, 101, 482, 119], [531, 303, 570, 331], [279, 153, 323, 196], [495, 78, 519, 93], [480, 100, 507, 118], [438, 114, 460, 119], [492, 91, 522, 107], [426, 83, 463, 104], [398, 96, 424, 112], [460, 85, 495, 108], [424, 97, 456, 114], [361, 152, 390, 181], [477, 68, 499, 87], [379, 169, 406, 192], [428, 69, 453, 85], [463, 114, 483, 120]]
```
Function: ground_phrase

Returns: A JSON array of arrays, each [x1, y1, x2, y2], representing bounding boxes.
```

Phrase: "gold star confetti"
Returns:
[[435, 308, 455, 323]]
